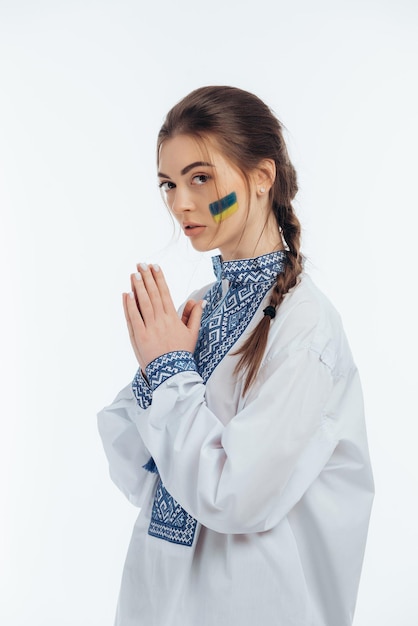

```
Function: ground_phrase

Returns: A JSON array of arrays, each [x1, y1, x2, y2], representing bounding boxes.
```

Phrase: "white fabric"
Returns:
[[98, 272, 374, 626]]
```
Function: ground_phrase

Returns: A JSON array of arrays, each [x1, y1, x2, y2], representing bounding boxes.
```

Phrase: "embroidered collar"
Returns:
[[211, 250, 287, 285]]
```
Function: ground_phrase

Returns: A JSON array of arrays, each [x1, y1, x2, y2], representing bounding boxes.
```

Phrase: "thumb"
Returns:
[[186, 300, 207, 334], [181, 299, 196, 325]]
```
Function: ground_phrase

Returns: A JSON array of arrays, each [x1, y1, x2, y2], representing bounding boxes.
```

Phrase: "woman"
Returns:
[[98, 86, 374, 626]]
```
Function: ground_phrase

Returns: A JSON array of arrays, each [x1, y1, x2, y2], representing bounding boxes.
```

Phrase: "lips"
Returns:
[[182, 222, 206, 237], [183, 222, 206, 237], [183, 222, 205, 229]]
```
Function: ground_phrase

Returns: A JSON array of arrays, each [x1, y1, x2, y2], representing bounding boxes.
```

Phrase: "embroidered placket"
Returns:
[[134, 251, 287, 547]]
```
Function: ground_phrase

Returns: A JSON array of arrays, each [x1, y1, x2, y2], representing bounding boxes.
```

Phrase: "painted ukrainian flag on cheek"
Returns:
[[209, 192, 239, 223]]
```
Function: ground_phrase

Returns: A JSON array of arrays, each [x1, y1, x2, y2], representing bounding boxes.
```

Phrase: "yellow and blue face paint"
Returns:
[[209, 191, 238, 223]]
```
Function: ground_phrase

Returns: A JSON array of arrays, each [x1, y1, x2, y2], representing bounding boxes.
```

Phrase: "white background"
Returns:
[[0, 0, 417, 624]]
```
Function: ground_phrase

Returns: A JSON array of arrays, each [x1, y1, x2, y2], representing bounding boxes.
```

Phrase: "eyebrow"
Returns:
[[158, 161, 214, 179]]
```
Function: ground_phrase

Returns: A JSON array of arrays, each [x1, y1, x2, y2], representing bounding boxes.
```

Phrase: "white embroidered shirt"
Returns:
[[98, 252, 374, 626]]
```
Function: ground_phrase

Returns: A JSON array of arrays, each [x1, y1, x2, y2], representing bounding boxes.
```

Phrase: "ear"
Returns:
[[252, 159, 276, 195]]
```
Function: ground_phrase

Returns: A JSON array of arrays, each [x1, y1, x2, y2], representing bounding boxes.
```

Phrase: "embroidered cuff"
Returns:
[[132, 368, 153, 409], [145, 351, 198, 391]]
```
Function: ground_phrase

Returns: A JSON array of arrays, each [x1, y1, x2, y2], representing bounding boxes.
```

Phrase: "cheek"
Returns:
[[209, 191, 239, 223]]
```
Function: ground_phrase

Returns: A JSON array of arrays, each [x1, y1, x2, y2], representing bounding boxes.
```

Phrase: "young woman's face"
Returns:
[[158, 134, 274, 260]]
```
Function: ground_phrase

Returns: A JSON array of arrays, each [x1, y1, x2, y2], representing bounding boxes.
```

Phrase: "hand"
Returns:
[[123, 263, 205, 369]]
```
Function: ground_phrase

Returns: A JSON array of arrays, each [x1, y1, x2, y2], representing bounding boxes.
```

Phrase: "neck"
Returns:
[[220, 223, 284, 261]]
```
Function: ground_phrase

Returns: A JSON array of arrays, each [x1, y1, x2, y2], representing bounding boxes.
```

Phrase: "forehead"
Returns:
[[158, 134, 226, 173]]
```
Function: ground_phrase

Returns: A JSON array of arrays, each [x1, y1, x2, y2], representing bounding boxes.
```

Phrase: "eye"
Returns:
[[192, 174, 211, 185], [158, 180, 176, 191]]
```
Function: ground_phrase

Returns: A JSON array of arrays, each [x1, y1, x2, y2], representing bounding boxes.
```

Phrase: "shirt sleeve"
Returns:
[[96, 292, 208, 506], [97, 382, 156, 507], [133, 345, 342, 534]]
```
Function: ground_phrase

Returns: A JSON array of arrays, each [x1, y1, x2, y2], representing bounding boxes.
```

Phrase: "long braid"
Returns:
[[233, 206, 302, 394], [233, 193, 302, 393]]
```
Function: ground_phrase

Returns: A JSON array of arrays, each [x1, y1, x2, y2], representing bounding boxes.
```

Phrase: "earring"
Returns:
[[259, 187, 266, 193]]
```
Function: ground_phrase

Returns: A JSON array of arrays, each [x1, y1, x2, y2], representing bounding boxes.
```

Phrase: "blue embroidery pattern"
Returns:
[[146, 351, 198, 391], [132, 370, 152, 409], [134, 252, 287, 547], [194, 251, 287, 383], [142, 457, 158, 474], [194, 284, 270, 383], [148, 478, 197, 547]]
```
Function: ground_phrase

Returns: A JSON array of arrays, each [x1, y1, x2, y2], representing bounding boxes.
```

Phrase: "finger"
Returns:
[[149, 264, 177, 315], [123, 293, 145, 367], [181, 299, 196, 325], [186, 300, 206, 335], [125, 289, 146, 333], [122, 292, 132, 329], [131, 271, 155, 323], [135, 263, 165, 317]]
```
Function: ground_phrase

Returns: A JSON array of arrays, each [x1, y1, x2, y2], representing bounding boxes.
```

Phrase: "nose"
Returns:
[[169, 186, 196, 215]]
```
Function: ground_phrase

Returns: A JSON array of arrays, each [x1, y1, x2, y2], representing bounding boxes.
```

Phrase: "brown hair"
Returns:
[[158, 86, 303, 393]]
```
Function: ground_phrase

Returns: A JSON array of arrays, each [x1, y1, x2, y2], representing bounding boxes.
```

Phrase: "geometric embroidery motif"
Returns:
[[148, 478, 198, 547], [194, 251, 287, 384], [146, 351, 198, 391], [144, 251, 287, 548], [132, 368, 152, 409]]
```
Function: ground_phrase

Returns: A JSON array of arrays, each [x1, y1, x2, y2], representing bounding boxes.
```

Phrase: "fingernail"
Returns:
[[153, 263, 160, 272], [128, 291, 134, 299], [135, 272, 142, 281], [139, 263, 148, 271], [202, 300, 208, 309]]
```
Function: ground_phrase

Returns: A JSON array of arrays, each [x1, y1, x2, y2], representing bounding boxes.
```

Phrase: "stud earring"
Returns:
[[259, 187, 266, 193]]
